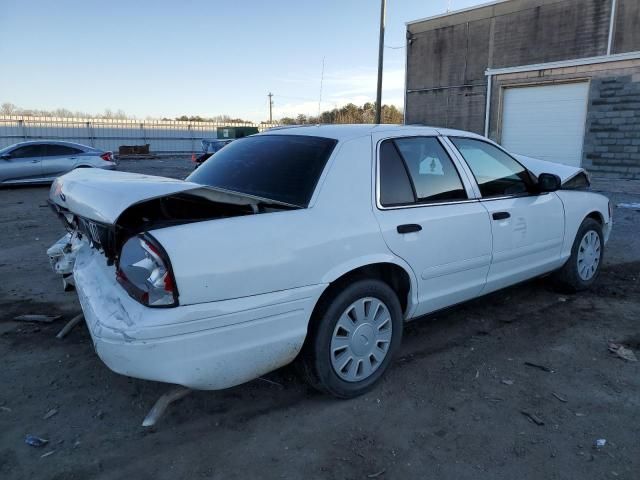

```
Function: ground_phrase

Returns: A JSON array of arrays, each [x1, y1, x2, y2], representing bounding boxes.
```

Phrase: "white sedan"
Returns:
[[48, 125, 611, 398]]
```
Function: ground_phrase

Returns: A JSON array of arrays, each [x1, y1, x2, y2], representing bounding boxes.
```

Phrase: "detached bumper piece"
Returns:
[[47, 233, 83, 291]]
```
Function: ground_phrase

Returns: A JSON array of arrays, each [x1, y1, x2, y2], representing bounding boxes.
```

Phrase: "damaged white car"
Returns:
[[48, 125, 611, 398]]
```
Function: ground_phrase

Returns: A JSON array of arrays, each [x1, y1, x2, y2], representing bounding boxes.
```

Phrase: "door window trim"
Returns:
[[375, 135, 479, 211], [446, 135, 538, 200]]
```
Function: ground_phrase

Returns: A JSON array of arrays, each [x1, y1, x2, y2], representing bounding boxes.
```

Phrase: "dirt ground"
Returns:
[[1, 157, 639, 480]]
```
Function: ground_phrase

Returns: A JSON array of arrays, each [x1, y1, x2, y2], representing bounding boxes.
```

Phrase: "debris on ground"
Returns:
[[616, 202, 640, 210], [43, 408, 58, 420], [524, 361, 555, 373], [595, 439, 607, 449], [501, 379, 514, 385], [55, 313, 84, 339], [0, 406, 11, 413], [552, 392, 568, 403], [14, 314, 61, 324], [521, 410, 545, 425], [367, 469, 386, 478], [142, 386, 192, 427], [25, 435, 49, 447], [608, 342, 638, 362], [40, 450, 56, 458]]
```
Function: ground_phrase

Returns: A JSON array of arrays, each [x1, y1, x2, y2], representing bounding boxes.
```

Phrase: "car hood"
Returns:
[[513, 154, 585, 184], [49, 168, 278, 225]]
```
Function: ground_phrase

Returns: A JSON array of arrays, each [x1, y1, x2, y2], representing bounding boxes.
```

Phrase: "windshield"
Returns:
[[187, 134, 337, 207]]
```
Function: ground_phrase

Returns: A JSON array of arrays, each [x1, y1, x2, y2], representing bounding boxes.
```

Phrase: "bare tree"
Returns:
[[1, 102, 17, 115]]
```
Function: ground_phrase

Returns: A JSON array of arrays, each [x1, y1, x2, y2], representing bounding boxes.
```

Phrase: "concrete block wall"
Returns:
[[584, 75, 640, 179]]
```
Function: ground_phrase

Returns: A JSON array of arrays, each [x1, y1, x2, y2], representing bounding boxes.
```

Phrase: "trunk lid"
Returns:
[[50, 168, 205, 224], [49, 168, 296, 261]]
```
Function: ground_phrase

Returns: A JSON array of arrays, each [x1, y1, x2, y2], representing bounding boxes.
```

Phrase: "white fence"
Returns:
[[0, 116, 277, 154]]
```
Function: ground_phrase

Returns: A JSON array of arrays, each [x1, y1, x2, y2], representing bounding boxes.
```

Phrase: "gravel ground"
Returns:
[[1, 157, 639, 480]]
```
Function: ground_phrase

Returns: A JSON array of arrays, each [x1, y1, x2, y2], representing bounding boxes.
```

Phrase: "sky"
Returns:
[[0, 0, 487, 122]]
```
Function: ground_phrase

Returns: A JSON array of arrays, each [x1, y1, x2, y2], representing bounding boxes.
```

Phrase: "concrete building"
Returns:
[[404, 0, 640, 178]]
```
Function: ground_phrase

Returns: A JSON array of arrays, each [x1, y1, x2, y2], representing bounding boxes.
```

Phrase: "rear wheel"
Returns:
[[300, 279, 403, 398], [552, 218, 604, 292]]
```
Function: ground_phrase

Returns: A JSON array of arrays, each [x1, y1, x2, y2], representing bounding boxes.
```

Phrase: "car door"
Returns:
[[0, 144, 46, 182], [447, 137, 565, 293], [372, 134, 492, 318], [40, 144, 82, 178]]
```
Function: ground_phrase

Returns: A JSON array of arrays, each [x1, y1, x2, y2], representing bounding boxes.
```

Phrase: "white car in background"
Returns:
[[0, 140, 116, 185], [48, 125, 611, 398]]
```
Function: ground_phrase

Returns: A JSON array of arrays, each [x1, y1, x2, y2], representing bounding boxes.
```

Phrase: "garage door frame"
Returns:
[[495, 79, 591, 166]]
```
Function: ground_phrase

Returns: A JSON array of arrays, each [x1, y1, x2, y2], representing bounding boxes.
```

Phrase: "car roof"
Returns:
[[259, 124, 485, 141], [4, 140, 98, 151]]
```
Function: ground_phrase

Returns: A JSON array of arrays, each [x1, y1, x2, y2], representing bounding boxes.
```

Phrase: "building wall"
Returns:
[[585, 73, 640, 179], [487, 58, 640, 179], [406, 0, 640, 177]]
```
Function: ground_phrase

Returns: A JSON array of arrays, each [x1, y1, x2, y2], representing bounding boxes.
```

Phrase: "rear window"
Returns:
[[187, 135, 337, 207]]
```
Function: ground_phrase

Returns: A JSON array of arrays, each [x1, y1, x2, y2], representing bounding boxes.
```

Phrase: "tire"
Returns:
[[300, 279, 403, 398], [552, 218, 604, 292]]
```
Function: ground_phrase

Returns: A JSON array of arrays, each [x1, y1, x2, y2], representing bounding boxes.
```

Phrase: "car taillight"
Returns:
[[100, 152, 112, 162], [116, 235, 178, 307]]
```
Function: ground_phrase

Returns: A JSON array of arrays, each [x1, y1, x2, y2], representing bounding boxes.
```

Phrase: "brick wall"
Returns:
[[583, 75, 640, 179]]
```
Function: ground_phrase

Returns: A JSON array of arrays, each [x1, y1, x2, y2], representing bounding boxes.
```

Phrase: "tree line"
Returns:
[[278, 102, 403, 125], [1, 101, 404, 125]]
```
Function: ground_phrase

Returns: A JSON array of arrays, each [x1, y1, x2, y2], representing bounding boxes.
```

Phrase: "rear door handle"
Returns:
[[492, 212, 511, 220], [397, 224, 422, 234]]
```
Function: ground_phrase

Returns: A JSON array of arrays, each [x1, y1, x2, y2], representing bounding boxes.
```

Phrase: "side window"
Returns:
[[9, 145, 46, 158], [379, 141, 414, 206], [394, 137, 467, 203], [46, 145, 82, 156], [451, 137, 532, 198]]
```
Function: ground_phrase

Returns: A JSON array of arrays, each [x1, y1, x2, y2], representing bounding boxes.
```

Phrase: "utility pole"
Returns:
[[375, 0, 386, 124], [268, 92, 274, 123]]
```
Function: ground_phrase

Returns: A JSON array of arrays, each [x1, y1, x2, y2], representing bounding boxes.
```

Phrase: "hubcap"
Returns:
[[330, 297, 392, 382], [577, 230, 601, 281]]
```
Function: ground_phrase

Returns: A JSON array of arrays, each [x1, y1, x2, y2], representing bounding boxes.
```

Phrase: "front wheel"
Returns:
[[552, 218, 604, 292], [300, 279, 403, 398]]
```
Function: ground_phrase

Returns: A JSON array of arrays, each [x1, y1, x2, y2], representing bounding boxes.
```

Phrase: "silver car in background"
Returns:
[[0, 140, 116, 185]]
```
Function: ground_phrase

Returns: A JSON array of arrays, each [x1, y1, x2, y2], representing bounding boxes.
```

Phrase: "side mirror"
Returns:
[[0, 154, 10, 160], [537, 173, 562, 192]]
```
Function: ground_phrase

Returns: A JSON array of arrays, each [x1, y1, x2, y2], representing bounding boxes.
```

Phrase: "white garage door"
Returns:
[[500, 82, 589, 167]]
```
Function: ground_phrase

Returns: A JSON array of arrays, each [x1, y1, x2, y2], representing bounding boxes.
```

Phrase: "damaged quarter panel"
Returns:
[[73, 243, 325, 389]]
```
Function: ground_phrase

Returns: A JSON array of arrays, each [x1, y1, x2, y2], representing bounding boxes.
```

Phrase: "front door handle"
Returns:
[[397, 224, 422, 234], [492, 212, 511, 220]]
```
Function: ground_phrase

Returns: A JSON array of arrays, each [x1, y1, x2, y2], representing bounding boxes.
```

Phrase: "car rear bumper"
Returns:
[[73, 246, 325, 390]]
